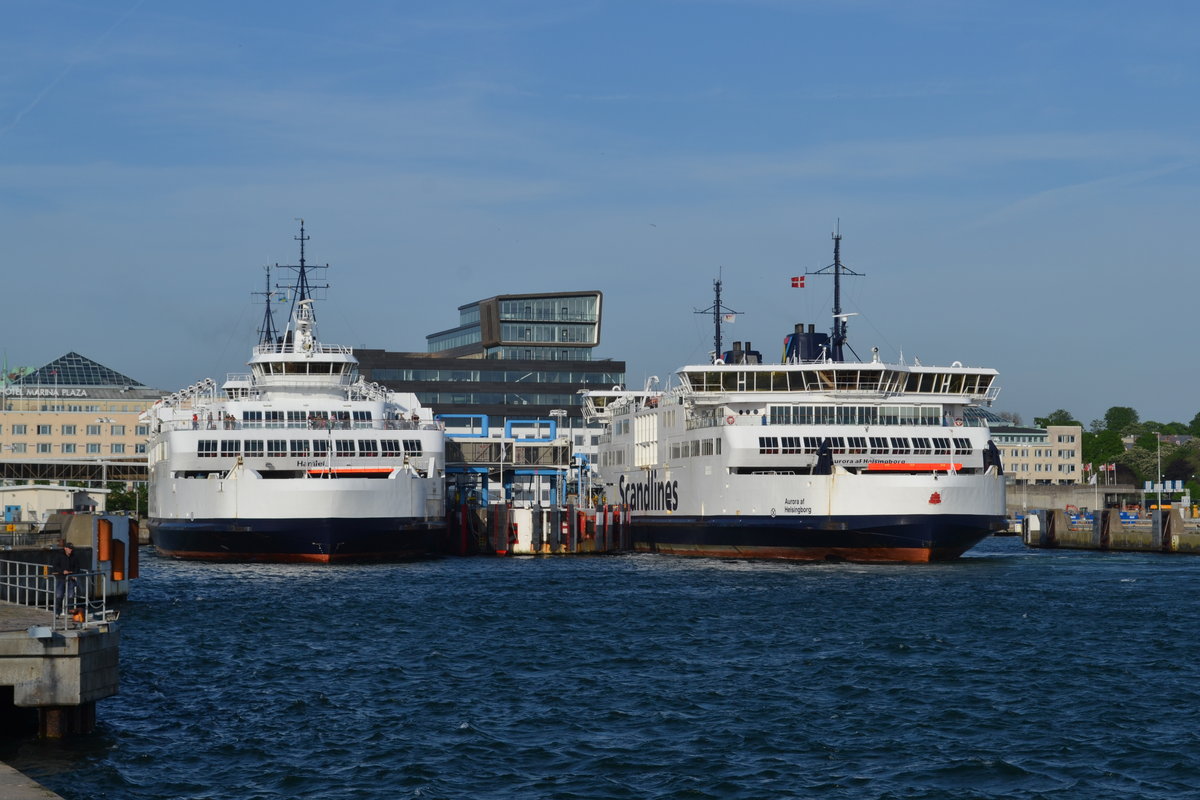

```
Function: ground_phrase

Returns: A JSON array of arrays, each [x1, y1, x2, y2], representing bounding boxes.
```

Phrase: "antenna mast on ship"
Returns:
[[694, 268, 741, 363], [806, 225, 863, 362], [254, 265, 280, 345], [275, 218, 329, 326]]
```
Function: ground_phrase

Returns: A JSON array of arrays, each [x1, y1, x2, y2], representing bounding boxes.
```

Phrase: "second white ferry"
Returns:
[[584, 233, 1007, 562], [145, 223, 446, 562]]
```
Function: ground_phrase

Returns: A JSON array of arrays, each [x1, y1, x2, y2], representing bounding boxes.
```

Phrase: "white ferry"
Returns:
[[583, 234, 1007, 562], [145, 224, 445, 562]]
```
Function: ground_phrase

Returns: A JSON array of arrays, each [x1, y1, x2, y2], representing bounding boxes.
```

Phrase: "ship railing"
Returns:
[[0, 559, 109, 631], [252, 342, 354, 356], [163, 418, 434, 432]]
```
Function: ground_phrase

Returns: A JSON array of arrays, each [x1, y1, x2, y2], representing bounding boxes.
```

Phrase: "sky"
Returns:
[[2, 0, 1199, 429]]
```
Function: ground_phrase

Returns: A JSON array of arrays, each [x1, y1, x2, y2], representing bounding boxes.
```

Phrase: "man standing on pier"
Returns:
[[51, 542, 81, 615]]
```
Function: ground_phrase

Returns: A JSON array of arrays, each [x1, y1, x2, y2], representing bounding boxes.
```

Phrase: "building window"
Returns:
[[62, 424, 77, 436], [86, 443, 100, 454], [87, 425, 101, 436], [111, 425, 126, 436], [135, 443, 146, 454], [62, 443, 77, 454], [12, 424, 26, 435], [37, 425, 51, 435], [37, 443, 52, 453], [11, 443, 26, 453], [111, 444, 126, 454], [136, 425, 149, 436]]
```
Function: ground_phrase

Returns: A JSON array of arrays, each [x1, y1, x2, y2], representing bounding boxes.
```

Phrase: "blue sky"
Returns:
[[2, 0, 1198, 428]]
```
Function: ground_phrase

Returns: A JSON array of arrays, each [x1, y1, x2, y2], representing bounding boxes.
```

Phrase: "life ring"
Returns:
[[1066, 504, 1079, 515], [726, 415, 735, 425], [954, 418, 963, 426]]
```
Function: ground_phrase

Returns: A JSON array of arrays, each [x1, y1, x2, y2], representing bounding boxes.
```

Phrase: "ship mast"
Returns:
[[806, 227, 863, 362], [694, 269, 741, 363], [275, 218, 329, 333], [254, 265, 280, 345]]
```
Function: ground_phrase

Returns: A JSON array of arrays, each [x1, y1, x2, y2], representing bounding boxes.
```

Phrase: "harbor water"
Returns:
[[5, 536, 1200, 799]]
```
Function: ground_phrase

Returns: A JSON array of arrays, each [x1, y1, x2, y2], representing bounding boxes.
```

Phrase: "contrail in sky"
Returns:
[[0, 0, 146, 138]]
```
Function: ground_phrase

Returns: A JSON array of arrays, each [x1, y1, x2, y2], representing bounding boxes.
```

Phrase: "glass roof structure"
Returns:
[[12, 352, 146, 388]]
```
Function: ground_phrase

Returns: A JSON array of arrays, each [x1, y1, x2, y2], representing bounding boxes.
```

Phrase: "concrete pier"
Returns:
[[0, 601, 120, 738], [0, 761, 64, 799], [1023, 507, 1200, 554]]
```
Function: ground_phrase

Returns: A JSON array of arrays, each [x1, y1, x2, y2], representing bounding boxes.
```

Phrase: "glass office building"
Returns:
[[358, 291, 623, 423]]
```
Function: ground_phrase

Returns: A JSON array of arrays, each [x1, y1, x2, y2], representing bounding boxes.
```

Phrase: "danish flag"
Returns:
[[791, 276, 805, 288]]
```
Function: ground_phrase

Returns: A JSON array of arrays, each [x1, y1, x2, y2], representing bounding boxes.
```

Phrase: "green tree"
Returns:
[[1034, 409, 1080, 428], [1189, 412, 1200, 437], [105, 482, 147, 515], [1103, 406, 1139, 433], [1082, 429, 1124, 466]]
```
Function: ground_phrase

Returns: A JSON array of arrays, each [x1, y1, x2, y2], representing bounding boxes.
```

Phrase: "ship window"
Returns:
[[352, 411, 372, 428], [869, 436, 889, 452], [670, 443, 681, 459], [290, 440, 310, 457], [828, 437, 847, 454], [781, 436, 802, 455], [890, 437, 910, 455], [702, 439, 715, 456], [912, 437, 932, 455], [758, 436, 780, 455], [265, 411, 285, 428], [243, 411, 263, 428], [358, 440, 378, 457], [932, 437, 951, 455], [244, 440, 264, 457], [220, 440, 240, 457], [847, 436, 868, 454], [953, 437, 973, 454], [198, 440, 218, 458], [332, 411, 351, 429], [312, 440, 329, 456], [403, 439, 422, 456], [689, 440, 700, 457], [287, 411, 307, 425], [803, 436, 823, 453], [335, 440, 355, 457], [380, 440, 402, 456], [267, 439, 287, 458]]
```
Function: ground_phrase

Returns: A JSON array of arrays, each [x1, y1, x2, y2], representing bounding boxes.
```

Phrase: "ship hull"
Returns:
[[149, 516, 445, 563], [632, 513, 1006, 562]]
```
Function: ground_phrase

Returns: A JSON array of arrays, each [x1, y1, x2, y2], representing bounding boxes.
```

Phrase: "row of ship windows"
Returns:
[[4, 443, 142, 454], [670, 438, 724, 459], [0, 424, 147, 437], [767, 405, 948, 426], [196, 439, 424, 458], [759, 436, 975, 456]]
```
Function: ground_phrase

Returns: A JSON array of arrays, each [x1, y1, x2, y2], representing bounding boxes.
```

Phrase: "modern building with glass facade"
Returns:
[[425, 291, 602, 361], [357, 290, 623, 424]]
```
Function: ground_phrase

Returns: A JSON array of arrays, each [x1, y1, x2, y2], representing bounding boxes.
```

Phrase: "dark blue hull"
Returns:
[[149, 517, 445, 563], [633, 513, 1007, 562]]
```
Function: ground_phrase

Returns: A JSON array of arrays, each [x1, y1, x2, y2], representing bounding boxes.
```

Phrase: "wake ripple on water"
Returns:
[[5, 538, 1200, 798]]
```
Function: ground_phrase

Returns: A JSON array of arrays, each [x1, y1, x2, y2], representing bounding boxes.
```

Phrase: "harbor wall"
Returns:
[[1022, 507, 1200, 553]]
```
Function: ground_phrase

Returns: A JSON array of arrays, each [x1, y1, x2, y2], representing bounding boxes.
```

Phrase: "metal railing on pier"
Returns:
[[0, 558, 110, 631]]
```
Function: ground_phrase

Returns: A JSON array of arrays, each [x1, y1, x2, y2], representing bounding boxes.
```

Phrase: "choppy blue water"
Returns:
[[6, 536, 1200, 799]]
